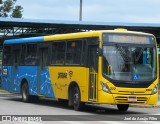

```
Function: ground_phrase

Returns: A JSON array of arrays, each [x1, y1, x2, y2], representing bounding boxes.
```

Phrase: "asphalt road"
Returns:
[[0, 92, 160, 124]]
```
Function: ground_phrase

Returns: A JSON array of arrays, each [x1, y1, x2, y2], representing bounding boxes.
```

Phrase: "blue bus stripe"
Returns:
[[4, 36, 44, 44]]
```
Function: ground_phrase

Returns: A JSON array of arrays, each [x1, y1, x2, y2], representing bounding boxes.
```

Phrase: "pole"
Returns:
[[79, 0, 82, 21]]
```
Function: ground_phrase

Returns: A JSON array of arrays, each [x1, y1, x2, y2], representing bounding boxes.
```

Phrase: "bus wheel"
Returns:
[[73, 87, 84, 111], [117, 104, 129, 111], [21, 83, 30, 102]]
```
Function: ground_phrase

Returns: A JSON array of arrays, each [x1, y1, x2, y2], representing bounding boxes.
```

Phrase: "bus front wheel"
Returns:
[[117, 104, 129, 111], [73, 87, 84, 111], [21, 83, 30, 102]]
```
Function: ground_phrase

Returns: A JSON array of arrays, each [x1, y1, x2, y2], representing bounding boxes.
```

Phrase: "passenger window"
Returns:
[[3, 46, 12, 65], [25, 44, 38, 65], [52, 42, 66, 65], [66, 40, 82, 65], [20, 45, 26, 65]]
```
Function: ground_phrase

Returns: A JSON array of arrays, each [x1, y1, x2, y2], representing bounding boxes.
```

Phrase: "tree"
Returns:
[[0, 0, 23, 18]]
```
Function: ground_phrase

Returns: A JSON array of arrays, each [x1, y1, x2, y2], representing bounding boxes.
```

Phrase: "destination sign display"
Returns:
[[103, 34, 155, 44]]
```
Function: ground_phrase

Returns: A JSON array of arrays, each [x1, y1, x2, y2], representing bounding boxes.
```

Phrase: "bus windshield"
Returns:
[[102, 45, 156, 81]]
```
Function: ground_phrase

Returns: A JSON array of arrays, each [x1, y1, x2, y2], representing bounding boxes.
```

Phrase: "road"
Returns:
[[0, 92, 160, 124]]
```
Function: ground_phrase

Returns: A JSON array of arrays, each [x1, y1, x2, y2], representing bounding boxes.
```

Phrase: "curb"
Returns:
[[0, 89, 9, 93], [130, 104, 160, 108]]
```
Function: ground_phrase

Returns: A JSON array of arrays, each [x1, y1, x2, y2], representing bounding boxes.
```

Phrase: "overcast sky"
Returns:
[[16, 0, 160, 23]]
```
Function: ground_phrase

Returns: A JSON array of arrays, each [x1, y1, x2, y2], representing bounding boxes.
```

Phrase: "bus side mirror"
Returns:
[[97, 48, 103, 56]]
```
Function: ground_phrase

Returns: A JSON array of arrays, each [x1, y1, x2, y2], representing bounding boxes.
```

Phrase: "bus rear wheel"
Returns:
[[21, 83, 30, 102], [117, 104, 129, 111], [73, 87, 84, 111]]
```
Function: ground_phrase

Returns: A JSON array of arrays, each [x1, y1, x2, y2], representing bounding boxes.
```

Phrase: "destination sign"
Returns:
[[103, 34, 155, 44]]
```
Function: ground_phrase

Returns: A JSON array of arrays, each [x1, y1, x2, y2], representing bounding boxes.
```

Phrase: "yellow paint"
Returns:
[[45, 29, 158, 105], [48, 66, 89, 102]]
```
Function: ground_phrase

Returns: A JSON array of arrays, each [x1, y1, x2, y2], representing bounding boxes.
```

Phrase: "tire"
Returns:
[[73, 86, 85, 111], [117, 104, 129, 111], [21, 83, 30, 102]]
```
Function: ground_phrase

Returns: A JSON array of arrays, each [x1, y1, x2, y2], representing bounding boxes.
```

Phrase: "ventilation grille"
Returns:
[[115, 96, 148, 104], [118, 91, 146, 95]]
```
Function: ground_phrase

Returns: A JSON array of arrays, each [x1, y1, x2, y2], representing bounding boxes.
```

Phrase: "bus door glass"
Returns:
[[38, 45, 50, 96], [87, 44, 98, 101], [13, 45, 21, 92]]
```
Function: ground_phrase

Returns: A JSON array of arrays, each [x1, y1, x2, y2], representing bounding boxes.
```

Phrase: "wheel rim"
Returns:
[[22, 85, 27, 100], [74, 91, 79, 107]]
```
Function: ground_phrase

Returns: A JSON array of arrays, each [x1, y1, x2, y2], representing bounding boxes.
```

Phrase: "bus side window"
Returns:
[[66, 40, 82, 65], [25, 44, 38, 65], [3, 46, 12, 65], [51, 42, 66, 65], [20, 45, 26, 65]]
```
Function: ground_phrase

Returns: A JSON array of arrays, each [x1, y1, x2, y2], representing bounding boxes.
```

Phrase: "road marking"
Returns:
[[62, 121, 86, 124], [100, 121, 125, 124], [23, 121, 43, 124]]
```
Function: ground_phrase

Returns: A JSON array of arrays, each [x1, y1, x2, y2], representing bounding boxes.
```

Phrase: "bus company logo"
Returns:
[[68, 71, 73, 79], [58, 71, 73, 79], [58, 72, 67, 79]]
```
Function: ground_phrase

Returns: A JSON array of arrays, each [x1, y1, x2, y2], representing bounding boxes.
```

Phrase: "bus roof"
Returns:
[[4, 29, 154, 44]]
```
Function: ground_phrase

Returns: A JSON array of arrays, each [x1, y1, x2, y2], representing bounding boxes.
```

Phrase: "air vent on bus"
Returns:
[[115, 96, 148, 104]]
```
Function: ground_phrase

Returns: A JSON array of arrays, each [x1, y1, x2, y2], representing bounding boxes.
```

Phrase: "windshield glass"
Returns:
[[103, 45, 156, 81]]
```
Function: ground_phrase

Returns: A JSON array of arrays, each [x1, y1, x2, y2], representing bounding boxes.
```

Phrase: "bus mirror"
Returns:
[[98, 48, 103, 56]]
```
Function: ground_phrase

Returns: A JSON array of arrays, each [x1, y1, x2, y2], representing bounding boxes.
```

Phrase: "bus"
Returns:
[[1, 29, 159, 111]]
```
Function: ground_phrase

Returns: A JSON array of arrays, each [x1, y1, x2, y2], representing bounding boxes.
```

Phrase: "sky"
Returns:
[[16, 0, 160, 23]]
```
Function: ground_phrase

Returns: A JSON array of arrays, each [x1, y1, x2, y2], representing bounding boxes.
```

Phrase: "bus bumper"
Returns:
[[98, 90, 158, 105]]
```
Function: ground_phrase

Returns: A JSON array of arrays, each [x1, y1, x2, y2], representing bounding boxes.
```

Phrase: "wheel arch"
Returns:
[[68, 81, 80, 106], [20, 78, 29, 92]]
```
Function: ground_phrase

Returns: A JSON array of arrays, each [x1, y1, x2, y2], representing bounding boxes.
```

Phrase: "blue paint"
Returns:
[[4, 36, 44, 44], [2, 66, 55, 98], [39, 67, 54, 97], [2, 66, 13, 92]]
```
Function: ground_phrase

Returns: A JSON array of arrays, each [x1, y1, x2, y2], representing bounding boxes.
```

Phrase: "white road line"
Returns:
[[62, 121, 85, 124], [22, 121, 43, 124], [100, 121, 126, 124]]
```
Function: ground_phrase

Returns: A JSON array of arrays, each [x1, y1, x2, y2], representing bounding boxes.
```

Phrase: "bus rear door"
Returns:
[[12, 45, 21, 93]]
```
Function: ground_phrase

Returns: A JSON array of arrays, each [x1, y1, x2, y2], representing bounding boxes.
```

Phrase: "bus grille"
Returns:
[[115, 96, 148, 104], [118, 91, 146, 94]]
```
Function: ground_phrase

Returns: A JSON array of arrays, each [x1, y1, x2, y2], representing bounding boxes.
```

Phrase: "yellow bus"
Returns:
[[2, 29, 159, 111]]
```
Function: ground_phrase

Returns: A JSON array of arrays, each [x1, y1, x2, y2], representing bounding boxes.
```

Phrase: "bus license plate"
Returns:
[[128, 96, 137, 102]]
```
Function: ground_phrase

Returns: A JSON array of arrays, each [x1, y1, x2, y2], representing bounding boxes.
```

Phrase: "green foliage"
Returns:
[[0, 0, 23, 18], [11, 5, 22, 18]]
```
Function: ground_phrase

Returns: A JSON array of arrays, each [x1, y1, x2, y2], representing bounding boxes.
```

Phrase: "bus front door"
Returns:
[[88, 45, 98, 102]]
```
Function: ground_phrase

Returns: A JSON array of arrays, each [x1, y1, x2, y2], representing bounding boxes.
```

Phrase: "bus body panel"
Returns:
[[48, 66, 89, 102], [2, 66, 13, 92], [2, 66, 55, 98]]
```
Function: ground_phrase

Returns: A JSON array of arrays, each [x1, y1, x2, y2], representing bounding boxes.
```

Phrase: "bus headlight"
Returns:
[[101, 82, 111, 93], [152, 84, 158, 95]]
